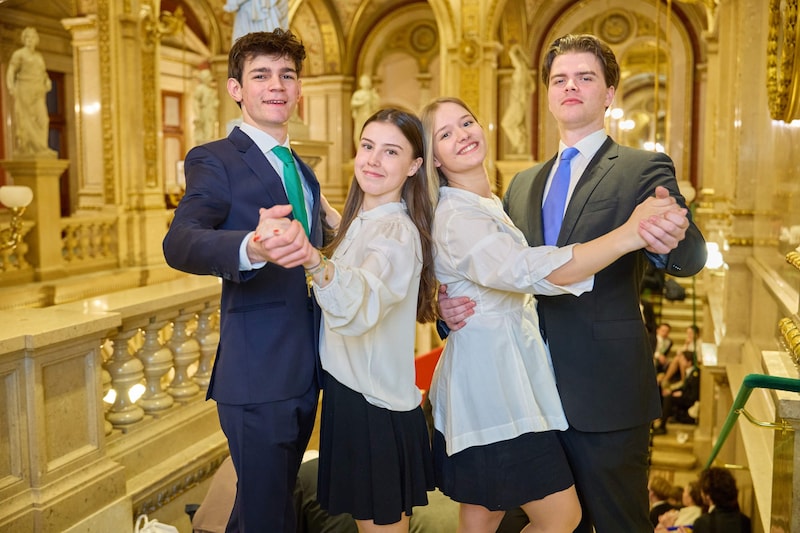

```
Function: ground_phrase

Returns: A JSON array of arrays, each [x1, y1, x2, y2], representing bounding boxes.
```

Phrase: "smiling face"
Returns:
[[354, 121, 422, 210], [226, 53, 301, 142], [429, 101, 487, 179], [547, 51, 615, 140]]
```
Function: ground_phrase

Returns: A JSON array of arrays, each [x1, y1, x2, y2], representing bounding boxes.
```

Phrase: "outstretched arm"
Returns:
[[547, 186, 684, 286]]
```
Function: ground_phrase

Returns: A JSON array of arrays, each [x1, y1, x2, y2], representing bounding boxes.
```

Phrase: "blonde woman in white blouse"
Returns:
[[420, 97, 683, 533], [257, 108, 437, 533]]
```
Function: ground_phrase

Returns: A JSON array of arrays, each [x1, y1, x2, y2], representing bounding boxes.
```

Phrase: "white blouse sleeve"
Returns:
[[437, 203, 592, 296], [313, 219, 419, 336]]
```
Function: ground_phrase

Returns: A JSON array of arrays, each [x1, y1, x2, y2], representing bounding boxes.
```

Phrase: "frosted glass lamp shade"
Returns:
[[0, 186, 34, 208]]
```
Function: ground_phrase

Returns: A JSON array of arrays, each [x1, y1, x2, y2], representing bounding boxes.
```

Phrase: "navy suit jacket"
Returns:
[[504, 138, 707, 432], [163, 127, 322, 405]]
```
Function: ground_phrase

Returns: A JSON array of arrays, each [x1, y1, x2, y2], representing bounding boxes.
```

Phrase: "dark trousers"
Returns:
[[557, 424, 653, 533], [217, 384, 319, 533]]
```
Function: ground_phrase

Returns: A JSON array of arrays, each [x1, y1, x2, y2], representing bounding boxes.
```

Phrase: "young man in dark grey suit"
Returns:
[[439, 34, 706, 532], [164, 30, 326, 532]]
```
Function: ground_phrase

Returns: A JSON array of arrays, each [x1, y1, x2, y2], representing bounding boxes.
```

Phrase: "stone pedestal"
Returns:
[[0, 159, 70, 281]]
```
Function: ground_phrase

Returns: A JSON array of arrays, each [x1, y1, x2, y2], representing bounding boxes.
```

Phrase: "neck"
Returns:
[[445, 166, 492, 198]]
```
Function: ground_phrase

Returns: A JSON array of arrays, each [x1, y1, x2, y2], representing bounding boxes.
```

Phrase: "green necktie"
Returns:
[[272, 145, 309, 236]]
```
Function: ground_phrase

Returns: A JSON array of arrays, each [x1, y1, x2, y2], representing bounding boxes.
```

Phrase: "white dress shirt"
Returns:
[[431, 186, 594, 456], [314, 201, 423, 412]]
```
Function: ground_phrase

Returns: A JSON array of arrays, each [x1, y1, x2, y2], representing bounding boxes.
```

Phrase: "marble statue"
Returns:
[[193, 69, 219, 145], [350, 74, 380, 150], [5, 27, 57, 159], [224, 0, 288, 43], [500, 44, 535, 155]]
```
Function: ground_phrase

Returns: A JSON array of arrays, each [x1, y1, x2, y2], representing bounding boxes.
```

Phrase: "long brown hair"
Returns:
[[323, 108, 437, 323]]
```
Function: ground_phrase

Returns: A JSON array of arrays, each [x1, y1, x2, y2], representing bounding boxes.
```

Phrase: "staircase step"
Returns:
[[651, 449, 697, 470]]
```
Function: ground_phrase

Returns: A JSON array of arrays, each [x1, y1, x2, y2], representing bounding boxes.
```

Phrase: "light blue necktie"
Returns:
[[272, 145, 309, 236], [542, 147, 579, 246]]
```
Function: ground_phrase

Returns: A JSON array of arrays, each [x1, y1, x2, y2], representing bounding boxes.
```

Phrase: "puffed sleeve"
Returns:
[[436, 200, 592, 296], [313, 218, 420, 336]]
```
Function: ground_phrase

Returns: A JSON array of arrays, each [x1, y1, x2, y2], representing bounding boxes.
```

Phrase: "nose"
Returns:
[[564, 78, 578, 91], [367, 151, 381, 166]]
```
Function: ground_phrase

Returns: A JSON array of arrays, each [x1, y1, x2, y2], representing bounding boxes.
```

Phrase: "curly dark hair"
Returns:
[[540, 33, 620, 89], [228, 29, 306, 83], [698, 467, 740, 511]]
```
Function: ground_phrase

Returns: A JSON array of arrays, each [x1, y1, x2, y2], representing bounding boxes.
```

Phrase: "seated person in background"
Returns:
[[661, 325, 702, 385], [648, 476, 676, 527], [653, 350, 700, 434], [655, 480, 705, 532], [654, 323, 673, 382], [667, 485, 683, 508], [692, 467, 752, 533]]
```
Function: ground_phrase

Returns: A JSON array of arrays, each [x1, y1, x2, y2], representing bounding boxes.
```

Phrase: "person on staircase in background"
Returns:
[[692, 467, 752, 533], [653, 349, 700, 434], [655, 480, 705, 532], [648, 476, 676, 527]]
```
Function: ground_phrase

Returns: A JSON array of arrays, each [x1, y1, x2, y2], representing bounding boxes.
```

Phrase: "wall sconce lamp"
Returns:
[[0, 185, 34, 252]]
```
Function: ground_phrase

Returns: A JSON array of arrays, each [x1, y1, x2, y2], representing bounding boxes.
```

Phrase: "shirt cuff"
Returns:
[[239, 231, 267, 271]]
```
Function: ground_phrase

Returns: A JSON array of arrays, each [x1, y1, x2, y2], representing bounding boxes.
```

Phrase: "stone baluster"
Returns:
[[167, 308, 201, 400], [104, 326, 145, 427], [100, 340, 113, 435], [193, 303, 219, 390], [136, 317, 175, 414]]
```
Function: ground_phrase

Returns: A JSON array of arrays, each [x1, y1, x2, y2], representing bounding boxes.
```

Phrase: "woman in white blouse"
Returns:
[[419, 97, 683, 532], [258, 108, 437, 533]]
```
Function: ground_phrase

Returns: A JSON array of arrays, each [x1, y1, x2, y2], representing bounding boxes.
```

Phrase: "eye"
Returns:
[[360, 141, 373, 151], [387, 149, 398, 156], [439, 131, 451, 140], [281, 73, 297, 81], [462, 119, 473, 128]]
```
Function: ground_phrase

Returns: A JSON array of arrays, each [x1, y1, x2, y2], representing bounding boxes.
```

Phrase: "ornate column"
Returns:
[[61, 14, 110, 212]]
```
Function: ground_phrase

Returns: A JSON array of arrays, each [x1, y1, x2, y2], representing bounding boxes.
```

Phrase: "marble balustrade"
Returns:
[[0, 275, 228, 533]]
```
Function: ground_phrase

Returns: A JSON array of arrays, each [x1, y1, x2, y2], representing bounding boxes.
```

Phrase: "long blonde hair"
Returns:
[[419, 96, 484, 207]]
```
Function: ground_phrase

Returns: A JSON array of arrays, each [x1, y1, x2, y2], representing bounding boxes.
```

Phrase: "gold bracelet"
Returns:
[[304, 252, 329, 295]]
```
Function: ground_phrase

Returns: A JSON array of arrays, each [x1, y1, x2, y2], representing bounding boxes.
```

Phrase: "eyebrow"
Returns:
[[551, 69, 597, 80], [361, 136, 404, 151], [434, 113, 472, 137], [248, 66, 297, 75]]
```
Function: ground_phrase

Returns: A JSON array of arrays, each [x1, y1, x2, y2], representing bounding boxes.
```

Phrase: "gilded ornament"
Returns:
[[767, 0, 800, 121]]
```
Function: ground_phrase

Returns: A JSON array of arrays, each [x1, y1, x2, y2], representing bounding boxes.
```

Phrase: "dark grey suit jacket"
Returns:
[[504, 137, 706, 431], [163, 127, 323, 405]]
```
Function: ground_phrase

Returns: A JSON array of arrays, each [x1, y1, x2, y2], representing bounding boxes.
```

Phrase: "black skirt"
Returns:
[[317, 372, 434, 525], [433, 429, 574, 510]]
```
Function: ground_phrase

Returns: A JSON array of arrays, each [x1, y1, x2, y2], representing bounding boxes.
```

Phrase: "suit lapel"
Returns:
[[229, 128, 324, 246], [558, 138, 618, 245], [230, 127, 289, 208]]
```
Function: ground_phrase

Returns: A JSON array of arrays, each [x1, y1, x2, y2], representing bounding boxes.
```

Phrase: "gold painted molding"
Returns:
[[779, 317, 800, 363], [787, 250, 800, 271], [767, 0, 800, 121]]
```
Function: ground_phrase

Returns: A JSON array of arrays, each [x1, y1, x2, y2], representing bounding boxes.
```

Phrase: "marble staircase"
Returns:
[[650, 422, 702, 487]]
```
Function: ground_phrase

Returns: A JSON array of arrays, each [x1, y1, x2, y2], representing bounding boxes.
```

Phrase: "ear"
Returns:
[[433, 157, 442, 169], [605, 85, 616, 109], [407, 156, 423, 177], [227, 78, 242, 103]]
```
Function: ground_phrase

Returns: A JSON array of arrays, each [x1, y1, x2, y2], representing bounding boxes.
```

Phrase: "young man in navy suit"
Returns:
[[164, 29, 328, 532], [439, 34, 706, 532]]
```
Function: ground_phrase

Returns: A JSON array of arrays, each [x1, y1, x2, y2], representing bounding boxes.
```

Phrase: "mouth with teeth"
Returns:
[[457, 142, 479, 155]]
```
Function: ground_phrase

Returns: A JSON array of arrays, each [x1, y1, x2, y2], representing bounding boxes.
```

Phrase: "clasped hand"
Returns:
[[247, 204, 317, 269]]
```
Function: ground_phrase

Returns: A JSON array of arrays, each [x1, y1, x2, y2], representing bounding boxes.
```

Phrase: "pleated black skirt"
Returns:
[[433, 429, 574, 511], [317, 372, 434, 525]]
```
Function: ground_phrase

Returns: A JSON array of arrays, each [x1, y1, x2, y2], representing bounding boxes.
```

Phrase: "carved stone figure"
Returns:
[[193, 69, 219, 145], [224, 0, 288, 43], [501, 44, 535, 155], [5, 27, 57, 159], [350, 74, 380, 150]]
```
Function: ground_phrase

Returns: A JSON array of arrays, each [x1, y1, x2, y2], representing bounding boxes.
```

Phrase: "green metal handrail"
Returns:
[[705, 373, 800, 468]]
